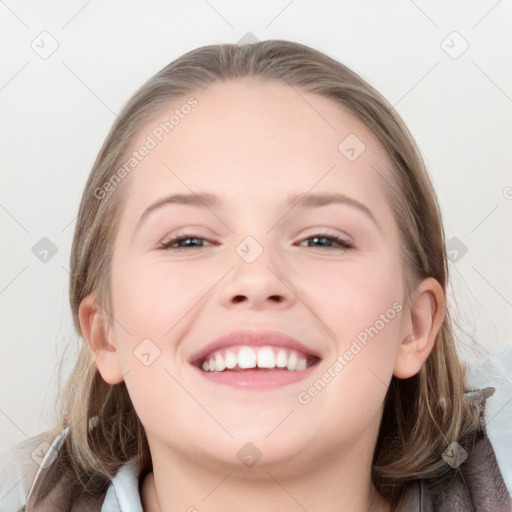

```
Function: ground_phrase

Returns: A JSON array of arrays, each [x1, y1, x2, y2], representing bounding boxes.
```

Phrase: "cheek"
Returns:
[[108, 260, 206, 432], [111, 258, 211, 339], [297, 254, 403, 334], [295, 262, 403, 429], [306, 257, 404, 380]]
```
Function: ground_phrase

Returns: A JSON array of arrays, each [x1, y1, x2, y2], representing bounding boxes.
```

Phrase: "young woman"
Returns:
[[2, 40, 510, 512]]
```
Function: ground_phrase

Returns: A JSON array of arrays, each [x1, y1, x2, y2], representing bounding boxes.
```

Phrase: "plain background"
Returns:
[[1, 0, 511, 486]]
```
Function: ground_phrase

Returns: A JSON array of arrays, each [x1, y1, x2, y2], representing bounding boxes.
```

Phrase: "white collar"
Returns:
[[26, 426, 144, 511], [101, 459, 144, 511]]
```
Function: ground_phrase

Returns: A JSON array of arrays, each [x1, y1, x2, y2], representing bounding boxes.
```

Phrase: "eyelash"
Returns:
[[158, 233, 354, 251]]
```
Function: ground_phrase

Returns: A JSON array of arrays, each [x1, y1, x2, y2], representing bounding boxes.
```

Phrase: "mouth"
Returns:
[[192, 345, 320, 373], [188, 329, 323, 390]]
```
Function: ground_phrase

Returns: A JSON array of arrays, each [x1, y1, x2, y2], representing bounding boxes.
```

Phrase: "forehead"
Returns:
[[120, 78, 392, 217]]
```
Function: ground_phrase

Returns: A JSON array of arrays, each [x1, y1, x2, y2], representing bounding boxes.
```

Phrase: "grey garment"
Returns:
[[0, 426, 134, 512], [0, 387, 510, 512], [392, 387, 512, 512]]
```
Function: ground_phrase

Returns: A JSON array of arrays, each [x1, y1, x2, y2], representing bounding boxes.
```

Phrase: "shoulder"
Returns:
[[0, 423, 144, 512], [465, 344, 512, 496], [0, 430, 57, 511], [404, 387, 512, 512]]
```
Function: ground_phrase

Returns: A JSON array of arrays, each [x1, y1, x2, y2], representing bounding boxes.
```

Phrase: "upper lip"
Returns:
[[188, 328, 323, 366]]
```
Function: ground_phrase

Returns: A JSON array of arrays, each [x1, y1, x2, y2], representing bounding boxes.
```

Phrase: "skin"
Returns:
[[79, 78, 445, 512]]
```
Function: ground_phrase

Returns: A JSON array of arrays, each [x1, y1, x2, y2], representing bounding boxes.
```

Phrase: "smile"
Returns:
[[188, 328, 323, 390], [196, 345, 319, 372]]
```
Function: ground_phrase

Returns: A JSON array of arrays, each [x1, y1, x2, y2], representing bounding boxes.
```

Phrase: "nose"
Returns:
[[217, 238, 295, 310]]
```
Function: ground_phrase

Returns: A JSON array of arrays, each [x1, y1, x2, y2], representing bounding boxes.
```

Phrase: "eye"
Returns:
[[158, 232, 354, 251], [159, 234, 216, 250], [297, 234, 354, 250]]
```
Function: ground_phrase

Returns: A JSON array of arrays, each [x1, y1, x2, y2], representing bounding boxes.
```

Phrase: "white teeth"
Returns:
[[215, 353, 226, 372], [296, 358, 307, 371], [276, 349, 287, 368], [200, 346, 311, 373], [287, 351, 298, 371], [238, 346, 257, 369], [225, 349, 237, 369], [257, 347, 275, 368]]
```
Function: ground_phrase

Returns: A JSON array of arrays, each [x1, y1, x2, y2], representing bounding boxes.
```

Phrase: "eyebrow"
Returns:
[[135, 191, 381, 233]]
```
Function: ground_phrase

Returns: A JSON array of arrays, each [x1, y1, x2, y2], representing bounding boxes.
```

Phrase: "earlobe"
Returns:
[[393, 277, 445, 379], [78, 295, 124, 385]]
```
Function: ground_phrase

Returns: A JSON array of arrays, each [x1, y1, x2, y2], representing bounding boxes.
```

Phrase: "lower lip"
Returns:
[[192, 363, 320, 390]]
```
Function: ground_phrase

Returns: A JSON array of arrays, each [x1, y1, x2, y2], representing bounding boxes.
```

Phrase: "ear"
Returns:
[[393, 277, 446, 379], [79, 295, 124, 385]]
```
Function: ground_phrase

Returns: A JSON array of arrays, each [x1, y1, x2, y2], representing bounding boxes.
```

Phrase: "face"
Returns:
[[100, 78, 414, 474]]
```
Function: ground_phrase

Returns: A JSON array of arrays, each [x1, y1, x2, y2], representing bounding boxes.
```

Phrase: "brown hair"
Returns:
[[54, 40, 480, 507]]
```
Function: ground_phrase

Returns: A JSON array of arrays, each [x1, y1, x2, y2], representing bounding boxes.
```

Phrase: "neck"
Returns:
[[140, 439, 391, 512]]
